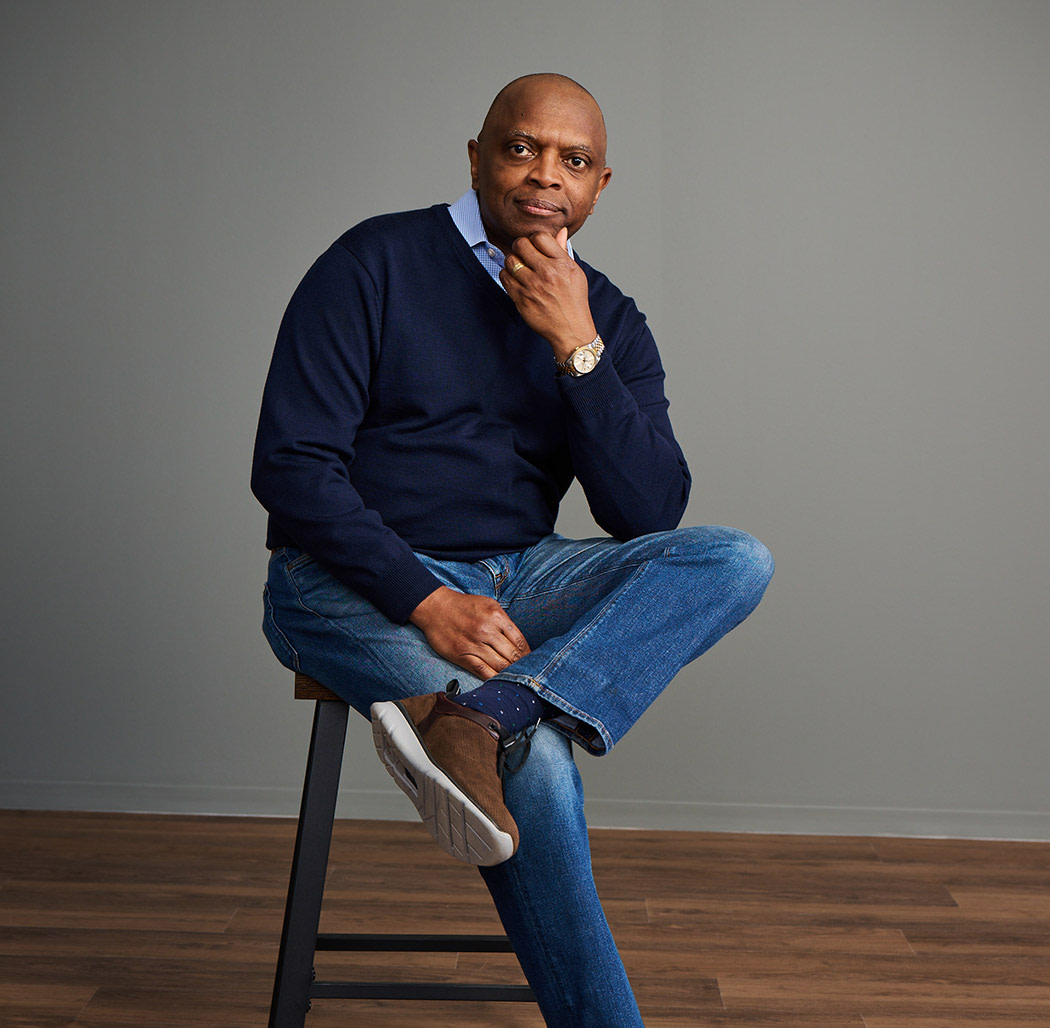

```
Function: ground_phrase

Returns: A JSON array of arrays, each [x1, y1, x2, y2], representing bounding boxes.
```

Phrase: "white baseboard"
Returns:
[[2, 780, 1048, 840], [580, 797, 1050, 841]]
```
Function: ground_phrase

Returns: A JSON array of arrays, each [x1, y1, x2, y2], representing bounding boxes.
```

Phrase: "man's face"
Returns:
[[468, 80, 612, 254]]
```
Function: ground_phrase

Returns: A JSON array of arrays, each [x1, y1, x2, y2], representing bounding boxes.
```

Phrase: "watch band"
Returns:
[[555, 334, 605, 377]]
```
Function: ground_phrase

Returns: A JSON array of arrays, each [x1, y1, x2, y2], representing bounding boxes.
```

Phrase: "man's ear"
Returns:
[[589, 167, 613, 214], [467, 139, 480, 190]]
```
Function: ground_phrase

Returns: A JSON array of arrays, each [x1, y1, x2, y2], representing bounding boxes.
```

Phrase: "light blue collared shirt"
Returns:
[[447, 189, 575, 290]]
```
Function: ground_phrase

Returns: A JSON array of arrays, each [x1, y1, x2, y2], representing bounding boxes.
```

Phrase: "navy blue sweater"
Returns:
[[251, 205, 690, 624]]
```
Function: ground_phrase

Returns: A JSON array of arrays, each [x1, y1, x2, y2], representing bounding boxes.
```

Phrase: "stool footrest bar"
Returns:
[[316, 932, 516, 953], [310, 981, 536, 1002]]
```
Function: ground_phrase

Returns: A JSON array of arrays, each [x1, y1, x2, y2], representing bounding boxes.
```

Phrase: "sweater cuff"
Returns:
[[369, 550, 443, 625], [554, 354, 628, 420]]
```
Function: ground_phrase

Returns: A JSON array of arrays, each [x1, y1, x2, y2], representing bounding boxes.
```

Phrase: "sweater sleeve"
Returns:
[[250, 242, 442, 624], [556, 284, 691, 540]]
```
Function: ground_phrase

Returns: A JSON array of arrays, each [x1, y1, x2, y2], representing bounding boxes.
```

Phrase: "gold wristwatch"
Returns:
[[555, 334, 605, 377]]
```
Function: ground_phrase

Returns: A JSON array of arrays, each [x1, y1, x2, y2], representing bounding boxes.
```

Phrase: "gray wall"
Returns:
[[3, 1, 1048, 839]]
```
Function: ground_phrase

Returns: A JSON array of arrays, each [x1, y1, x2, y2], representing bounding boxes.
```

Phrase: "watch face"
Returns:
[[572, 348, 597, 374]]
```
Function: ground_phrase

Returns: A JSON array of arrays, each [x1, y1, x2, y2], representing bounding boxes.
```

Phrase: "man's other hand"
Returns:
[[499, 228, 598, 363], [409, 586, 531, 680]]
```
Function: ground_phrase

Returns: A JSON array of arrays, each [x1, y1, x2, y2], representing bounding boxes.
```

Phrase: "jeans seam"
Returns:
[[511, 557, 650, 601], [527, 537, 606, 577], [263, 584, 301, 672], [500, 856, 578, 1023]]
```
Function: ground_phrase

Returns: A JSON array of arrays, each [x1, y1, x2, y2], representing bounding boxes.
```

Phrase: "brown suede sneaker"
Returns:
[[370, 690, 519, 866]]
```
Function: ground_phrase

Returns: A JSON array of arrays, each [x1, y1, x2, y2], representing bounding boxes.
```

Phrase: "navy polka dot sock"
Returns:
[[451, 680, 552, 734]]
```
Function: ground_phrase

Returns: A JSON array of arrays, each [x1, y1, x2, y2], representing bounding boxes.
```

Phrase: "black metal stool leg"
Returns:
[[268, 686, 535, 1023], [268, 699, 349, 1028]]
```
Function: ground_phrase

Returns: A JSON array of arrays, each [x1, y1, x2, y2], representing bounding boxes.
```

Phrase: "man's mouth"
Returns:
[[516, 197, 563, 216]]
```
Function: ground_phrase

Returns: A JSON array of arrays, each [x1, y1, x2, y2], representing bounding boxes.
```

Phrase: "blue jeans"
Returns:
[[262, 526, 773, 1027]]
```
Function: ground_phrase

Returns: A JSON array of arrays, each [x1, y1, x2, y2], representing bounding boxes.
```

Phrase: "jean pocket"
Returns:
[[286, 550, 314, 572]]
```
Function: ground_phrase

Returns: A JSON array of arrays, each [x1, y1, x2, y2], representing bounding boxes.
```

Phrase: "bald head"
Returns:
[[479, 74, 608, 164]]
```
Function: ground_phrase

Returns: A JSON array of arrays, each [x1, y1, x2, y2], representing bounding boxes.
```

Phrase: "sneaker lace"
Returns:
[[498, 722, 538, 777]]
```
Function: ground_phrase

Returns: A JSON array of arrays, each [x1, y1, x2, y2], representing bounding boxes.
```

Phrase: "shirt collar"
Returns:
[[447, 189, 575, 260]]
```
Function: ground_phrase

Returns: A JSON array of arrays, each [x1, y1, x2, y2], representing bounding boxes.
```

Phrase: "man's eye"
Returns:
[[567, 156, 588, 168], [510, 144, 531, 156]]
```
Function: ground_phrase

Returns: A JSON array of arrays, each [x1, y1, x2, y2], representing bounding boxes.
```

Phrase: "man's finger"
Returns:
[[509, 235, 542, 266], [461, 639, 520, 680], [523, 231, 568, 259], [481, 618, 530, 668], [482, 603, 531, 656], [501, 618, 531, 658], [460, 653, 498, 681]]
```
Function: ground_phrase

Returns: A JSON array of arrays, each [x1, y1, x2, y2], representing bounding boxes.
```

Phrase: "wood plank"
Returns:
[[870, 836, 1050, 869], [619, 923, 917, 956], [717, 973, 1050, 1013], [862, 1020, 1050, 1028], [0, 881, 240, 932], [946, 885, 1050, 922], [644, 896, 967, 928], [72, 987, 551, 1028], [900, 921, 1050, 956], [0, 983, 95, 1028]]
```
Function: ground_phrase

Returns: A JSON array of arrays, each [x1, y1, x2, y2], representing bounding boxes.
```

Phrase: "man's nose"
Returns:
[[527, 150, 562, 188]]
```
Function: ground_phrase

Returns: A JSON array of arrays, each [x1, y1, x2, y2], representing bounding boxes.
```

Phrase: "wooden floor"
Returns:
[[0, 811, 1048, 1026]]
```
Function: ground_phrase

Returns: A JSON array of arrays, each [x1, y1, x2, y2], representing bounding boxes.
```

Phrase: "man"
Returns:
[[252, 73, 772, 1028]]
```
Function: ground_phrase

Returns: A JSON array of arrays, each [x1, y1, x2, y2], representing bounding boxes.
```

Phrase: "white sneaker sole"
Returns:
[[370, 700, 515, 867]]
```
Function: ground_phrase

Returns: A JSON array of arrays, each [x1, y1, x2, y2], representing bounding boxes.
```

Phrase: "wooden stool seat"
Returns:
[[292, 671, 342, 701], [268, 673, 535, 1027]]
